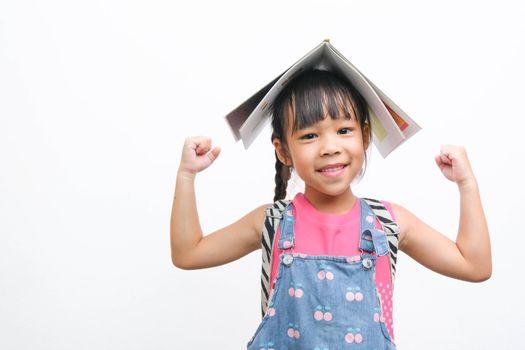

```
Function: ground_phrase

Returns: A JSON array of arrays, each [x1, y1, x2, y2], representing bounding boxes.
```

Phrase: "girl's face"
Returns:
[[274, 106, 369, 206]]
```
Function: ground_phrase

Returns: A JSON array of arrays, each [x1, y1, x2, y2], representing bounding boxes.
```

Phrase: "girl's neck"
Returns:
[[303, 188, 357, 215]]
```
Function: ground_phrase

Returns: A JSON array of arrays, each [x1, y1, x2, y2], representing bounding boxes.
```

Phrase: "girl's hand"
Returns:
[[178, 136, 221, 176], [434, 145, 476, 188]]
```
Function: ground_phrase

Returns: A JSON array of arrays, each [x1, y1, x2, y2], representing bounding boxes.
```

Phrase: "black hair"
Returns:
[[270, 69, 372, 202]]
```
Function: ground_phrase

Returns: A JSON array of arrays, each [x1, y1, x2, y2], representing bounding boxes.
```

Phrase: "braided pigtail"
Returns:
[[270, 71, 294, 202], [273, 152, 291, 202]]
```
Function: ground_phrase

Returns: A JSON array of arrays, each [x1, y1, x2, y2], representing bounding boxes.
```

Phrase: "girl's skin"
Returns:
[[171, 109, 492, 282]]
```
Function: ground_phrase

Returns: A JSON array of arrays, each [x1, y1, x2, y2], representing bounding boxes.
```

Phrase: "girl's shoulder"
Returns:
[[357, 197, 397, 221], [382, 201, 416, 247], [253, 203, 277, 241]]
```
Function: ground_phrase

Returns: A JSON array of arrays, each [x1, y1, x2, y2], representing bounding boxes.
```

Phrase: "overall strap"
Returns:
[[362, 198, 401, 285], [359, 199, 390, 257], [260, 199, 290, 318], [277, 203, 296, 250]]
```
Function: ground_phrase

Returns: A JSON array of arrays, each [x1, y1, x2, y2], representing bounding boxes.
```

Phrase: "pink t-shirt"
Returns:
[[269, 193, 396, 341]]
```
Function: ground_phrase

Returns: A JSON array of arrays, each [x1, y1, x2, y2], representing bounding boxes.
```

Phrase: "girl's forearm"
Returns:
[[170, 170, 203, 268], [455, 178, 492, 281]]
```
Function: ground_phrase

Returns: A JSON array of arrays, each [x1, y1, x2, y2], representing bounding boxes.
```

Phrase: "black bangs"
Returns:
[[272, 69, 369, 135]]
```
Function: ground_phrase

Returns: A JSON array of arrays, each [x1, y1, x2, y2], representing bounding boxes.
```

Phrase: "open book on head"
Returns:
[[225, 39, 421, 158]]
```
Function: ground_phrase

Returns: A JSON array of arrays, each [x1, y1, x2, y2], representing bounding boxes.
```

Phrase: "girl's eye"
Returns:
[[338, 128, 353, 135], [300, 133, 317, 140]]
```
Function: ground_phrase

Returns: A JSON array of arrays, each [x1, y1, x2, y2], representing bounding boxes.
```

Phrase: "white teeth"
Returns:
[[321, 166, 344, 172]]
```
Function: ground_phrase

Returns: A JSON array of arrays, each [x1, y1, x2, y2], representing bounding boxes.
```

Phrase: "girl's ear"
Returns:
[[273, 138, 292, 166], [362, 123, 370, 151]]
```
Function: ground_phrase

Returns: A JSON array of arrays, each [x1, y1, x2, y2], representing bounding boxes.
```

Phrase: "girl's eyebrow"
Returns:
[[344, 118, 358, 125], [294, 125, 317, 133]]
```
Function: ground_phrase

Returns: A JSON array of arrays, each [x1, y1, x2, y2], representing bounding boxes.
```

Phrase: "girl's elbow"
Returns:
[[172, 252, 196, 270], [171, 254, 184, 269], [476, 268, 492, 282], [467, 265, 492, 282], [469, 273, 491, 283]]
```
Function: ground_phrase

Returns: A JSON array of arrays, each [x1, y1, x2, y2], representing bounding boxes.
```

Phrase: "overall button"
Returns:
[[362, 258, 373, 269], [283, 254, 294, 266]]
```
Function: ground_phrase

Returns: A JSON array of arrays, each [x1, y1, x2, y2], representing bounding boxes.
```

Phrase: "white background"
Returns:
[[1, 1, 524, 349]]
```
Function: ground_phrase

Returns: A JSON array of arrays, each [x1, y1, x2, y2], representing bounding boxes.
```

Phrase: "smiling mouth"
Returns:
[[317, 164, 347, 173]]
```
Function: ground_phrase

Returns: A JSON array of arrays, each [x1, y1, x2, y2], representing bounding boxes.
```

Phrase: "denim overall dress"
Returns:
[[247, 200, 396, 350]]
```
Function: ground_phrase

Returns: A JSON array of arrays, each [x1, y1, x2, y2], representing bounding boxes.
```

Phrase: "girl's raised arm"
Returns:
[[393, 145, 492, 282], [171, 136, 269, 270]]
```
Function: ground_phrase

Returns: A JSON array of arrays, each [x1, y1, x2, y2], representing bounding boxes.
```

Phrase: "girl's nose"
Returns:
[[320, 137, 341, 156]]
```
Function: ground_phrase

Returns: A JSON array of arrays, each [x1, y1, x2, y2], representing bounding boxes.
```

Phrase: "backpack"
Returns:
[[259, 197, 400, 318]]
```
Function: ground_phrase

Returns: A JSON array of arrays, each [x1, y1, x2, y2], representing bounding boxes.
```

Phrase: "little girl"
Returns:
[[171, 69, 492, 349]]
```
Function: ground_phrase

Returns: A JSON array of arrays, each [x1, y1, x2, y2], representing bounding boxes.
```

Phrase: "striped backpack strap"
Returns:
[[260, 199, 290, 318], [362, 198, 401, 285]]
